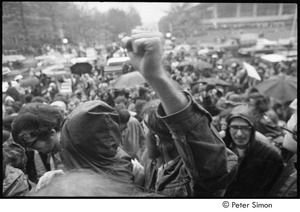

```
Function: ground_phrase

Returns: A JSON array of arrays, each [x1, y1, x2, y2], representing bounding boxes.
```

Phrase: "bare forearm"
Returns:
[[144, 70, 188, 115]]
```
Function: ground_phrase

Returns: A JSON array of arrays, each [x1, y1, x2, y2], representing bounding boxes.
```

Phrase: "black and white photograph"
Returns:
[[2, 2, 298, 207]]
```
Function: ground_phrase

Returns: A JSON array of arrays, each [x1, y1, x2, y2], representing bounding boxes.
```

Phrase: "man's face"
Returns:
[[229, 117, 252, 148], [29, 131, 60, 154], [68, 101, 77, 112]]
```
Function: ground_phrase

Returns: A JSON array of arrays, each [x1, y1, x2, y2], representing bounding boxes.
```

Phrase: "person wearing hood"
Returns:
[[223, 104, 284, 197]]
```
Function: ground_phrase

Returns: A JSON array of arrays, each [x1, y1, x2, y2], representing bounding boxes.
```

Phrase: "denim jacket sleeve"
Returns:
[[157, 91, 238, 194]]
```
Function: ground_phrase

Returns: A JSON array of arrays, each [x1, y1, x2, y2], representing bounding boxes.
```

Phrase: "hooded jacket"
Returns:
[[60, 100, 134, 184], [223, 105, 284, 197]]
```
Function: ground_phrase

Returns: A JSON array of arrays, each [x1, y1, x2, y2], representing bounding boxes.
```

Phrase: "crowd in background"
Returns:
[[2, 33, 297, 197]]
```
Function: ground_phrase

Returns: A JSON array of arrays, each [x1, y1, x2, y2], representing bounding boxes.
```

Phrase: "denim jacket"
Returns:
[[143, 92, 238, 197]]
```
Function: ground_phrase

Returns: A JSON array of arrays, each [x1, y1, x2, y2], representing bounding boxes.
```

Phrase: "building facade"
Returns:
[[180, 3, 297, 43]]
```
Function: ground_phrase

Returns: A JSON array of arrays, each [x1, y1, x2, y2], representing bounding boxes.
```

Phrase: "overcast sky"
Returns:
[[74, 2, 173, 25]]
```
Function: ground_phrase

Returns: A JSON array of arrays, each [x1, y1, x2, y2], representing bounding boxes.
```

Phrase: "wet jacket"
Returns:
[[3, 165, 30, 197], [60, 100, 134, 184], [223, 105, 284, 197], [268, 154, 297, 197], [143, 92, 238, 197]]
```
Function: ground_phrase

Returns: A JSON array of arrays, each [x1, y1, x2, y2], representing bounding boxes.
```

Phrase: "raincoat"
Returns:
[[60, 100, 134, 183], [223, 105, 284, 197], [3, 165, 30, 197]]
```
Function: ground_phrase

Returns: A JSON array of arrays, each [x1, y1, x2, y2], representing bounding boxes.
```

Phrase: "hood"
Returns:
[[223, 105, 256, 148], [60, 100, 133, 183]]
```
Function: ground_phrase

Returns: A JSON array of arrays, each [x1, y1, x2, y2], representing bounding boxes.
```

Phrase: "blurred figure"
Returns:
[[117, 107, 146, 161], [268, 99, 297, 197], [67, 96, 80, 114], [246, 92, 284, 148]]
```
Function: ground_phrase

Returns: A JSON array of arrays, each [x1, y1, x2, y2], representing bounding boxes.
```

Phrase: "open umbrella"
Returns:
[[197, 77, 230, 87], [255, 74, 297, 103], [70, 62, 92, 75], [19, 77, 40, 87], [112, 71, 146, 89]]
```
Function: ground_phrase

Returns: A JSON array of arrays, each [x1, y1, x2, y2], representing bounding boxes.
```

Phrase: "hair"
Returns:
[[114, 96, 128, 106], [3, 114, 18, 131], [11, 101, 23, 113], [32, 96, 46, 103], [24, 94, 33, 104], [116, 107, 130, 125], [138, 87, 149, 98], [11, 103, 64, 145], [135, 99, 147, 116], [53, 93, 68, 105], [141, 100, 173, 140], [141, 100, 178, 160]]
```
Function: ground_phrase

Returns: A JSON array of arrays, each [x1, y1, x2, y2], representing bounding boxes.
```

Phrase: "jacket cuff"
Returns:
[[157, 91, 212, 132]]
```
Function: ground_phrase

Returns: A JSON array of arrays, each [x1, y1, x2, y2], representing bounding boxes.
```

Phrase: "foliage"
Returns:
[[3, 2, 142, 49]]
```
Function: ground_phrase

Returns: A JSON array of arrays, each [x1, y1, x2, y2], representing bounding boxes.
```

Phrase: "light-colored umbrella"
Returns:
[[113, 71, 146, 88], [243, 62, 261, 81], [260, 54, 287, 63], [42, 64, 68, 76]]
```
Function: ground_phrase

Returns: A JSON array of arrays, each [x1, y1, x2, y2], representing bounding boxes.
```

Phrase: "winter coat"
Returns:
[[268, 154, 297, 197], [223, 105, 284, 197], [3, 165, 30, 197]]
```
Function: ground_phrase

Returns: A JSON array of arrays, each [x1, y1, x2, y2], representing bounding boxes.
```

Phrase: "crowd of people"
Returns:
[[2, 29, 297, 197]]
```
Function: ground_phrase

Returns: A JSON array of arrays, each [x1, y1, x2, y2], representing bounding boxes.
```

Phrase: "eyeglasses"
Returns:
[[18, 130, 51, 148], [228, 125, 252, 133], [281, 126, 297, 141]]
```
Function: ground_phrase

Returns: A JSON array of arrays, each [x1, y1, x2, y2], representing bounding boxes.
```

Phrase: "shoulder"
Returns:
[[251, 139, 282, 161]]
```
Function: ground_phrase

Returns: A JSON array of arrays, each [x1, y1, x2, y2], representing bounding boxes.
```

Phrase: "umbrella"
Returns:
[[112, 71, 146, 88], [260, 54, 287, 63], [70, 62, 92, 75], [255, 74, 297, 103], [19, 77, 40, 87], [243, 62, 261, 81], [197, 77, 230, 87], [42, 64, 67, 77]]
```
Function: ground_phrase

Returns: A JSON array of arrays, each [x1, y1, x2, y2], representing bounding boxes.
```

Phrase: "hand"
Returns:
[[122, 29, 164, 80], [35, 170, 65, 192]]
